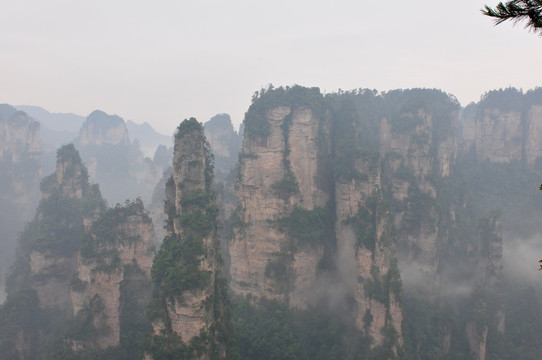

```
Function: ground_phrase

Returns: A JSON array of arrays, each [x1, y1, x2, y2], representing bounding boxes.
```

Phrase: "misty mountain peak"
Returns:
[[79, 110, 129, 147], [41, 143, 89, 200]]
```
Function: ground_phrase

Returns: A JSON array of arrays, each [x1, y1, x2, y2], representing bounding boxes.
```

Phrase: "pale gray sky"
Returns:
[[1, 0, 541, 135]]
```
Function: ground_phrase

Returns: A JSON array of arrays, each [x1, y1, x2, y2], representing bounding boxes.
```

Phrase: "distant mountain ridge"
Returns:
[[126, 120, 172, 157], [15, 105, 171, 158], [15, 105, 84, 133]]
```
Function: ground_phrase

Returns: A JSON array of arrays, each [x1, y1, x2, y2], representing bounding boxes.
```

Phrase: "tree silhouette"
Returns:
[[483, 0, 542, 34]]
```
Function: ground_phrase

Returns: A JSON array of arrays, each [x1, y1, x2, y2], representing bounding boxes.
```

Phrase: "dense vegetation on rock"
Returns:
[[0, 144, 154, 359], [2, 86, 542, 359]]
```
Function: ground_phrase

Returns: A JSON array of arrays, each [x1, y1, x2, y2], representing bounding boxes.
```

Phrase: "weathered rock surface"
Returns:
[[71, 198, 154, 350], [76, 110, 167, 205], [0, 143, 153, 358], [148, 118, 231, 359], [0, 105, 40, 302], [231, 105, 330, 305], [231, 87, 403, 350]]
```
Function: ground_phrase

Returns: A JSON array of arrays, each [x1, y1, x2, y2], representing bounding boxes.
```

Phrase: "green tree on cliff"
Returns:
[[483, 0, 542, 34]]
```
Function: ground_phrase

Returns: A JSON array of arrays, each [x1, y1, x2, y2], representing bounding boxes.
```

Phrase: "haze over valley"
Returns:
[[2, 1, 542, 359]]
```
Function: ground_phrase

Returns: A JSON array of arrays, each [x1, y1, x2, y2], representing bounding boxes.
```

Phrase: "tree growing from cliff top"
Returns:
[[483, 0, 542, 34]]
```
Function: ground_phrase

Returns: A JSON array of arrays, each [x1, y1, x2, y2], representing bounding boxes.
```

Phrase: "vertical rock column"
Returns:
[[229, 104, 331, 307], [333, 115, 403, 348], [148, 118, 230, 359]]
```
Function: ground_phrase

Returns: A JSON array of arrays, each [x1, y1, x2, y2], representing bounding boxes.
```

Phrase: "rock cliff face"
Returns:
[[204, 113, 241, 180], [76, 110, 166, 205], [0, 105, 40, 302], [0, 144, 154, 359], [79, 110, 129, 147], [230, 87, 513, 358], [147, 118, 232, 359], [380, 100, 458, 282], [459, 88, 542, 168], [458, 213, 504, 360], [231, 87, 403, 351], [70, 198, 154, 350], [230, 105, 330, 304]]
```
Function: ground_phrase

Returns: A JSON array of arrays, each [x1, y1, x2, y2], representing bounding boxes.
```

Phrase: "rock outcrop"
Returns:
[[70, 198, 154, 350], [0, 143, 154, 358], [204, 113, 241, 180], [76, 110, 166, 205], [380, 93, 458, 283], [0, 105, 40, 302], [230, 104, 331, 304], [146, 118, 232, 359], [230, 86, 403, 351], [459, 88, 542, 168]]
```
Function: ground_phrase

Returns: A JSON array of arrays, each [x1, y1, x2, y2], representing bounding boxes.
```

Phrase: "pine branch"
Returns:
[[482, 0, 542, 34]]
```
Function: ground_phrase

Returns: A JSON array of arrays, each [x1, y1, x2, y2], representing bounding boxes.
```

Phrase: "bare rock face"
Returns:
[[465, 214, 504, 360], [458, 89, 542, 169], [0, 106, 40, 301], [475, 108, 523, 163], [204, 113, 241, 180], [79, 110, 129, 147], [231, 105, 331, 304], [26, 144, 90, 313], [522, 104, 542, 167], [231, 87, 404, 351], [147, 118, 231, 359], [380, 102, 458, 284], [41, 144, 90, 200], [0, 144, 154, 358], [70, 198, 154, 350], [76, 109, 165, 205]]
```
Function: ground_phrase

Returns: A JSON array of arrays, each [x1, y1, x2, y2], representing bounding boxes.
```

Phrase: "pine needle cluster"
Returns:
[[482, 0, 542, 34]]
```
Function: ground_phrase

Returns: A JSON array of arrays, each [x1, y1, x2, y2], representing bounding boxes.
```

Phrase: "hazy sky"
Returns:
[[2, 0, 541, 135]]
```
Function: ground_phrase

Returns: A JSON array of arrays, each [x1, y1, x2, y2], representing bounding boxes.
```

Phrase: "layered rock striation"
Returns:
[[0, 105, 41, 301], [230, 86, 403, 351], [146, 118, 233, 359], [0, 143, 154, 359]]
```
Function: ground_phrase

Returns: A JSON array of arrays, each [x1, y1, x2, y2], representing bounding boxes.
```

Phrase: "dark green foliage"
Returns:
[[116, 263, 154, 360], [345, 195, 379, 251], [384, 89, 459, 145], [485, 284, 542, 359], [277, 206, 333, 248], [244, 85, 325, 138], [71, 275, 88, 292], [176, 117, 204, 138], [0, 288, 42, 358], [325, 89, 383, 150], [231, 297, 390, 360], [82, 184, 106, 216], [401, 296, 471, 360], [264, 254, 294, 293], [330, 98, 365, 181], [483, 0, 542, 34], [388, 112, 424, 133], [393, 165, 416, 183], [180, 210, 216, 237], [57, 143, 83, 164], [181, 189, 210, 209], [456, 157, 542, 236], [146, 118, 238, 359], [149, 233, 210, 313], [479, 87, 527, 112], [66, 295, 106, 341], [28, 195, 84, 256], [363, 261, 401, 307], [402, 185, 437, 233], [80, 199, 148, 263], [229, 207, 247, 230]]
